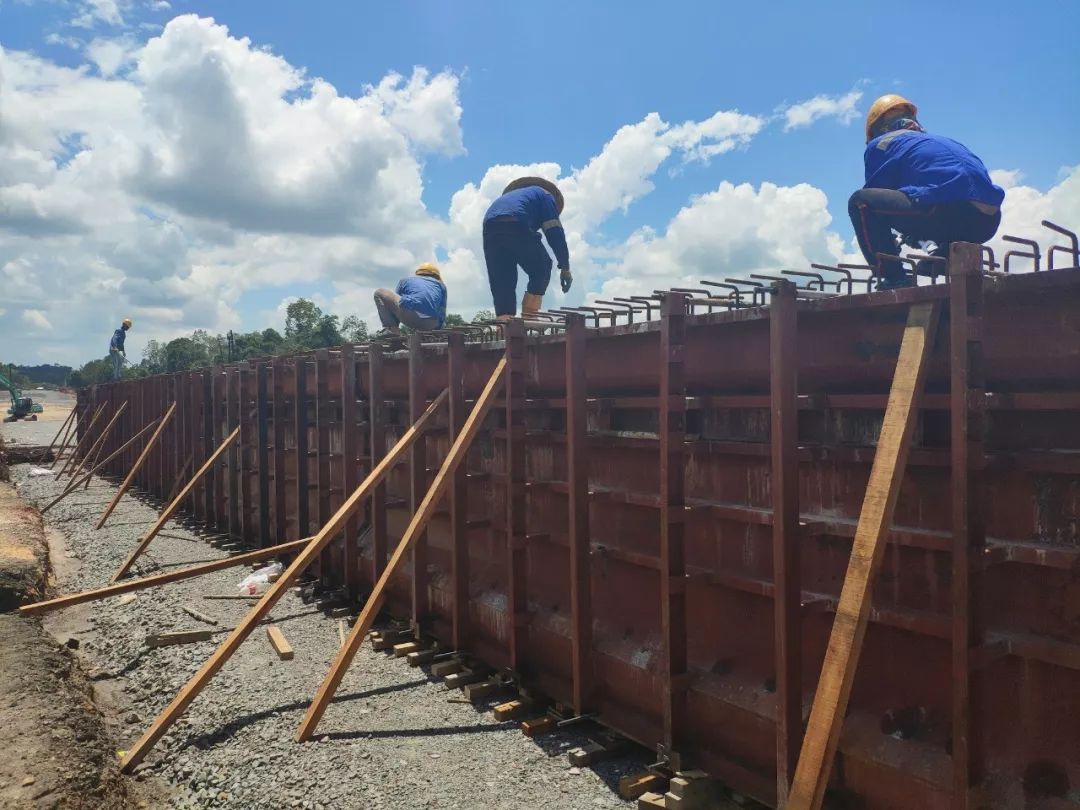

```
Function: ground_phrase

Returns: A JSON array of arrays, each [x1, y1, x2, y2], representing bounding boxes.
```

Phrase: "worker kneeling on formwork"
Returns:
[[373, 263, 447, 336], [482, 177, 572, 321], [849, 95, 1004, 290]]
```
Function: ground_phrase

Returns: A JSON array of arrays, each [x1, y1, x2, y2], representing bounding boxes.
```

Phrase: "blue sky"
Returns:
[[1, 0, 1077, 364]]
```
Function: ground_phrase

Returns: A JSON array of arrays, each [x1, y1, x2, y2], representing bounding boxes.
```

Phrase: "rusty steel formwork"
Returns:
[[74, 227, 1080, 809]]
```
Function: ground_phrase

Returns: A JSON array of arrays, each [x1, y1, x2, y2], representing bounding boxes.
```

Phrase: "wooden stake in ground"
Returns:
[[37, 405, 77, 464], [296, 357, 507, 741], [42, 418, 161, 514], [110, 426, 240, 583], [118, 389, 448, 774], [785, 301, 940, 810], [266, 626, 294, 660], [19, 537, 311, 615], [57, 403, 106, 477], [95, 402, 176, 530]]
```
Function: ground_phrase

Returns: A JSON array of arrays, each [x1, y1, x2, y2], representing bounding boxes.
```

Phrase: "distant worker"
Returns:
[[109, 319, 132, 380], [849, 95, 1004, 290], [482, 177, 572, 320], [373, 263, 447, 336]]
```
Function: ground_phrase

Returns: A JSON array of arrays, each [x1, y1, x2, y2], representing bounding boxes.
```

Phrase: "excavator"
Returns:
[[1, 368, 43, 422]]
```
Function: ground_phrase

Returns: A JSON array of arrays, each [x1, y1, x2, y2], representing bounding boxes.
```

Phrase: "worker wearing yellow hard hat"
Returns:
[[109, 319, 132, 380], [848, 94, 1004, 290], [373, 263, 447, 337]]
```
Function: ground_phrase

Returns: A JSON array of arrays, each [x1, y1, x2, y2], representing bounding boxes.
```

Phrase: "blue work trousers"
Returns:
[[482, 219, 552, 316]]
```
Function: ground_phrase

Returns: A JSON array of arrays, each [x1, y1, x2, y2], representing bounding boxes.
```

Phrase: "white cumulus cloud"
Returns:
[[782, 87, 864, 131]]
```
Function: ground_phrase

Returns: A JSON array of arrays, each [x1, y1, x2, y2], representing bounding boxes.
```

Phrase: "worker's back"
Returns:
[[484, 186, 558, 232], [864, 130, 1004, 208], [395, 275, 446, 326]]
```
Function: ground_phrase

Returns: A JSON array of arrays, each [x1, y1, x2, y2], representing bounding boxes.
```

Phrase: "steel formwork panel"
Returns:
[[78, 257, 1080, 810]]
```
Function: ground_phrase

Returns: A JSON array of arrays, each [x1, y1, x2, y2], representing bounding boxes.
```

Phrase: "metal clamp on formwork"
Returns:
[[1002, 234, 1041, 273], [752, 273, 837, 300], [1043, 220, 1079, 270], [722, 277, 768, 306], [596, 299, 648, 324]]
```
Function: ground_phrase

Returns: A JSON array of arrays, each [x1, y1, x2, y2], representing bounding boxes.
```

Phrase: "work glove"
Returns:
[[560, 269, 573, 293]]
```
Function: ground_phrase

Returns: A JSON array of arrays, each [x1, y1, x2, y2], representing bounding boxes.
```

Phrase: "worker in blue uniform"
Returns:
[[482, 177, 571, 320], [373, 263, 447, 336], [849, 95, 1004, 289], [109, 318, 132, 380]]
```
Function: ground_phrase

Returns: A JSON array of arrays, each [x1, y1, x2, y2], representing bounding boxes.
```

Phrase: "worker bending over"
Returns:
[[483, 177, 572, 320], [373, 263, 447, 336], [849, 95, 1004, 289], [109, 318, 132, 380]]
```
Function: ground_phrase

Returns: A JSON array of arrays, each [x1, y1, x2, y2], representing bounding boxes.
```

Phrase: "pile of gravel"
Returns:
[[13, 467, 643, 810]]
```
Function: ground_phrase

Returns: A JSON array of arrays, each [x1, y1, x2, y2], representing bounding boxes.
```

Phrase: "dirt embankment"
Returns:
[[0, 467, 149, 810]]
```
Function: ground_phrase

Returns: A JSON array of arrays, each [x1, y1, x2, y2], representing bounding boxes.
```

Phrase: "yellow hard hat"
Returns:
[[415, 263, 442, 282], [865, 94, 918, 142], [122, 318, 133, 328]]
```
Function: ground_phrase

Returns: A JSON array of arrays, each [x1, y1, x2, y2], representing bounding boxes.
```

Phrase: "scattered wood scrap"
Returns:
[[145, 630, 212, 648], [181, 606, 219, 626], [619, 772, 667, 801], [337, 620, 347, 649], [493, 697, 535, 721], [266, 625, 294, 660]]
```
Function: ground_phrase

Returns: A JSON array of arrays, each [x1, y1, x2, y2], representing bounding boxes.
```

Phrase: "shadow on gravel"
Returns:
[[184, 678, 433, 747], [322, 723, 511, 742]]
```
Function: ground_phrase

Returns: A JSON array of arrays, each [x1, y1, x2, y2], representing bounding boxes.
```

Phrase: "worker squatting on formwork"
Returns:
[[849, 95, 1005, 290], [373, 263, 448, 337], [482, 177, 573, 321], [109, 318, 132, 380]]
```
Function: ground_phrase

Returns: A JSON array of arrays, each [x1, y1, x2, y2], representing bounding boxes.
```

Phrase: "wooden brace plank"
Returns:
[[95, 402, 177, 530], [110, 425, 241, 583], [117, 388, 448, 773], [785, 301, 941, 810], [294, 357, 507, 742]]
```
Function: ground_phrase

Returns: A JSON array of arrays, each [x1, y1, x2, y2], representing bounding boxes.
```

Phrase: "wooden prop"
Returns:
[[111, 426, 240, 583], [67, 400, 127, 485], [57, 403, 106, 476], [295, 357, 507, 741], [118, 388, 448, 773], [42, 418, 161, 514], [38, 405, 77, 464], [95, 402, 176, 530], [19, 537, 311, 615], [785, 302, 940, 810]]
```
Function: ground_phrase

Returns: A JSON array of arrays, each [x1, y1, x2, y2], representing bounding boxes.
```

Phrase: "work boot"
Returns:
[[521, 292, 543, 318], [375, 326, 401, 338]]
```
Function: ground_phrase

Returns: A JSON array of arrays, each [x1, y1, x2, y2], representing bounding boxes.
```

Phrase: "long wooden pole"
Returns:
[[786, 301, 940, 810], [66, 400, 127, 485], [43, 418, 161, 513], [20, 537, 311, 616], [118, 388, 448, 773], [111, 426, 240, 583], [37, 405, 77, 464], [57, 403, 106, 476], [296, 357, 507, 741], [95, 402, 176, 530]]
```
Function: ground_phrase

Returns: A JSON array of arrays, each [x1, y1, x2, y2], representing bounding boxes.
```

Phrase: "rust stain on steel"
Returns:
[[77, 236, 1080, 809]]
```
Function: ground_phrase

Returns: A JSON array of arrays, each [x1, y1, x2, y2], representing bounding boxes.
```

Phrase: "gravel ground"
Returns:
[[12, 465, 647, 810]]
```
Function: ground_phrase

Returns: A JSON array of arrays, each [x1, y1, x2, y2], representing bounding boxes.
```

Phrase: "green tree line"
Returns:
[[70, 299, 490, 387]]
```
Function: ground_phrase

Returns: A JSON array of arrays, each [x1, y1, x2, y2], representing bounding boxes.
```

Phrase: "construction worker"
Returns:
[[849, 95, 1004, 289], [482, 177, 572, 320], [373, 263, 447, 336], [109, 319, 132, 380]]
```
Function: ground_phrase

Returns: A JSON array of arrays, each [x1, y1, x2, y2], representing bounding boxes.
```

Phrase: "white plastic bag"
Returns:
[[236, 562, 283, 595], [29, 467, 55, 477]]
